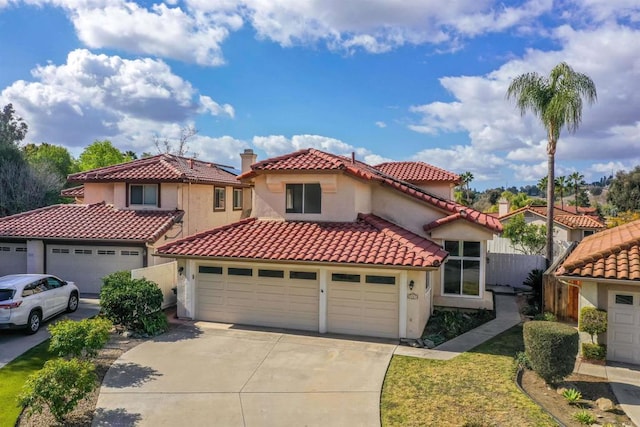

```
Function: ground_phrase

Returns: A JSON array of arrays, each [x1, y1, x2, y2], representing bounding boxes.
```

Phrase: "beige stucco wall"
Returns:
[[371, 185, 443, 237], [415, 182, 454, 200], [83, 183, 115, 205], [406, 270, 430, 339], [181, 184, 244, 236]]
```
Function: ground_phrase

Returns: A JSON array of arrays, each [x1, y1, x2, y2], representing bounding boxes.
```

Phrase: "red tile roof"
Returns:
[[60, 185, 84, 198], [68, 154, 245, 186], [557, 219, 640, 281], [239, 149, 502, 233], [499, 205, 604, 230], [156, 213, 449, 268], [0, 203, 182, 243], [375, 161, 460, 183]]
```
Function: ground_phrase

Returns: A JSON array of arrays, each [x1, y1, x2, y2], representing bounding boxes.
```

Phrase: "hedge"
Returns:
[[523, 321, 578, 384]]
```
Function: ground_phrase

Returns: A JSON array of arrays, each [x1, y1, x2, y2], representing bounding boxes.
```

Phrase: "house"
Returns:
[[555, 219, 640, 364], [374, 161, 460, 200], [0, 153, 251, 294], [156, 148, 502, 339]]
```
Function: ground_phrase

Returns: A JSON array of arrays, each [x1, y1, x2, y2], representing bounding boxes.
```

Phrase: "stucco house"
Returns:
[[555, 219, 640, 365], [156, 148, 502, 340], [0, 153, 251, 294]]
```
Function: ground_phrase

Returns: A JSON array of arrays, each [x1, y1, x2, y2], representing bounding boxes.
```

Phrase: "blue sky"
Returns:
[[1, 0, 639, 190]]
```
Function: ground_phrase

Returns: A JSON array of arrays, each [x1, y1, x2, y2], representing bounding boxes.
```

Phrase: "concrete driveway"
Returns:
[[0, 298, 100, 369], [93, 323, 397, 427]]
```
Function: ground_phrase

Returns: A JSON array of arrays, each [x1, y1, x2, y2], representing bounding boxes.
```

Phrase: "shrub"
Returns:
[[562, 388, 582, 404], [533, 312, 557, 322], [523, 268, 544, 310], [19, 358, 96, 423], [579, 307, 607, 343], [100, 272, 167, 335], [523, 321, 579, 384], [49, 317, 112, 359], [515, 351, 531, 370], [582, 343, 607, 361], [572, 409, 596, 425]]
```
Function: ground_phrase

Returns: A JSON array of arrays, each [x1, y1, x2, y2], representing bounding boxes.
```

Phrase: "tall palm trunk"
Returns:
[[546, 147, 555, 267]]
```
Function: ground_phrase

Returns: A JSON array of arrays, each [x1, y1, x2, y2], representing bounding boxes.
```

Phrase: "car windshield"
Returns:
[[0, 288, 15, 301]]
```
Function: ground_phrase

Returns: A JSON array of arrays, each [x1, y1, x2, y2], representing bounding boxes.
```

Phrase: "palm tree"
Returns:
[[537, 176, 548, 198], [569, 171, 586, 208], [507, 62, 597, 265], [460, 171, 474, 205], [555, 175, 569, 210]]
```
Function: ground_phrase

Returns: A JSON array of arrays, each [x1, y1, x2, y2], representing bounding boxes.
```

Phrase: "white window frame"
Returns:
[[285, 183, 322, 214], [129, 184, 158, 206], [214, 187, 226, 211], [441, 240, 485, 299], [233, 188, 243, 211]]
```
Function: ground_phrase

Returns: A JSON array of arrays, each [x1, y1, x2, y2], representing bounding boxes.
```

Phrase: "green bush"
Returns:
[[19, 359, 96, 423], [49, 318, 112, 359], [582, 343, 607, 361], [533, 312, 557, 322], [100, 272, 167, 335], [579, 307, 607, 343], [562, 388, 582, 404], [523, 321, 579, 384], [572, 409, 596, 425]]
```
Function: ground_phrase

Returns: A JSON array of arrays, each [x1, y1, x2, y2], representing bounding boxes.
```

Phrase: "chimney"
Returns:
[[187, 158, 193, 169], [351, 152, 355, 164], [240, 148, 257, 174], [498, 197, 510, 217]]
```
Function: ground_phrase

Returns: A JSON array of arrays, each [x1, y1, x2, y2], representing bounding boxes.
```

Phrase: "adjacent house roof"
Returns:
[[374, 161, 460, 183], [499, 205, 605, 230], [68, 154, 246, 186], [156, 213, 449, 268], [557, 219, 640, 281], [60, 185, 84, 198], [0, 202, 183, 243], [238, 149, 502, 233]]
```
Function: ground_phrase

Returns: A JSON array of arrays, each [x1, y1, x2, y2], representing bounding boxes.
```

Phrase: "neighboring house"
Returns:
[[0, 153, 251, 294], [489, 202, 605, 256], [156, 148, 502, 340], [60, 185, 85, 203], [555, 219, 640, 365], [374, 161, 460, 200]]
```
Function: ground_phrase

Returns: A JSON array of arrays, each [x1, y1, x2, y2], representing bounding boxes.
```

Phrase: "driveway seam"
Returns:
[[239, 332, 284, 393]]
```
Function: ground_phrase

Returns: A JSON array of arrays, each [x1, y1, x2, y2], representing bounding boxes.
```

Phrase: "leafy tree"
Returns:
[[22, 142, 77, 178], [77, 140, 127, 171], [501, 191, 533, 210], [459, 171, 474, 206], [0, 103, 28, 147], [507, 62, 597, 264], [154, 125, 198, 157], [607, 166, 640, 212], [568, 172, 587, 208], [502, 213, 547, 255], [48, 318, 112, 359]]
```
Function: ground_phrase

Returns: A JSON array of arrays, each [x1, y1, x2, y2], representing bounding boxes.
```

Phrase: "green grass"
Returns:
[[381, 325, 558, 427], [0, 339, 56, 427]]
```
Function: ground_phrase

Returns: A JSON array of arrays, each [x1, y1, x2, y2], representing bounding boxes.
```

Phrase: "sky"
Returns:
[[0, 0, 639, 190]]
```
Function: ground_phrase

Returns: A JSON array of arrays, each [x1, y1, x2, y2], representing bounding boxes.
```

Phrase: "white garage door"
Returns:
[[47, 245, 144, 295], [607, 291, 640, 364], [196, 265, 319, 331], [0, 243, 27, 276], [328, 273, 399, 338]]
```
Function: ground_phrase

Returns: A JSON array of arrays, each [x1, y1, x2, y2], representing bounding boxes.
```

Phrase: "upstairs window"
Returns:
[[286, 183, 321, 214], [233, 188, 243, 210], [130, 184, 158, 206], [214, 187, 226, 211]]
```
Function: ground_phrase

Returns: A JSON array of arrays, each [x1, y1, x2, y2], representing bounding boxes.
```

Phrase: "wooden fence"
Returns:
[[542, 242, 579, 322]]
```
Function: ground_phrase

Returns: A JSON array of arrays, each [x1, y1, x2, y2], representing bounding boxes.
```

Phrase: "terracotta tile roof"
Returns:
[[156, 213, 449, 268], [239, 148, 502, 233], [68, 154, 245, 186], [499, 205, 604, 230], [60, 185, 84, 198], [557, 219, 640, 281], [374, 161, 460, 183], [0, 202, 182, 243]]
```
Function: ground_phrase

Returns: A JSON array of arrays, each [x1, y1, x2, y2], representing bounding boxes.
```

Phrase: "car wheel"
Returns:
[[25, 310, 41, 335], [67, 292, 79, 313]]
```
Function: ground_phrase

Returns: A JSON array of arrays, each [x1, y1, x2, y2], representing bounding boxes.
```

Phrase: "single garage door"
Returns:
[[0, 243, 27, 276], [196, 265, 319, 331], [607, 291, 640, 364], [327, 272, 399, 338], [47, 245, 144, 295]]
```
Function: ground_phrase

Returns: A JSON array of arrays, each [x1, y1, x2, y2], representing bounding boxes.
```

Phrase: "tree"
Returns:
[[77, 140, 127, 171], [154, 125, 198, 157], [555, 175, 569, 209], [507, 62, 597, 265], [0, 103, 28, 147], [502, 213, 547, 255], [458, 171, 474, 206], [22, 143, 77, 178], [537, 176, 548, 199], [607, 166, 640, 212]]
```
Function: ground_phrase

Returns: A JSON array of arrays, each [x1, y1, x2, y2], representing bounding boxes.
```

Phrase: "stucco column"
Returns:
[[399, 270, 408, 338], [319, 268, 328, 333], [26, 240, 45, 274], [183, 259, 196, 319]]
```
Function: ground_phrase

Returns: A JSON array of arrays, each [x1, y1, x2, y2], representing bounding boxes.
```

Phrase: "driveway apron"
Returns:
[[93, 323, 396, 427]]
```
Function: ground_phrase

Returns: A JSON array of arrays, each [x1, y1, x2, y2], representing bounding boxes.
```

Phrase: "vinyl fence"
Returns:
[[131, 261, 178, 309], [486, 253, 546, 287]]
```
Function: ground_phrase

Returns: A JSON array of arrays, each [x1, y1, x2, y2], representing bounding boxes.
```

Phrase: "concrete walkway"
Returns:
[[575, 359, 640, 426], [93, 323, 396, 427], [394, 294, 522, 360], [0, 298, 100, 369]]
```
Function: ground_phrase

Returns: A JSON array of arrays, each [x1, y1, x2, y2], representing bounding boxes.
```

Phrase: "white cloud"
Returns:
[[412, 145, 507, 180], [0, 49, 233, 148], [252, 134, 391, 165], [375, 121, 387, 128], [190, 135, 248, 166]]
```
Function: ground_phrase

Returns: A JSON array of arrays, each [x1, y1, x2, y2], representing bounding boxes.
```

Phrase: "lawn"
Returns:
[[0, 340, 55, 427], [381, 325, 558, 426]]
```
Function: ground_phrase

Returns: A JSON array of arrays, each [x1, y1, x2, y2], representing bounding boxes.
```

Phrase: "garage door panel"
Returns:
[[0, 243, 27, 276], [608, 291, 640, 364], [612, 311, 634, 325]]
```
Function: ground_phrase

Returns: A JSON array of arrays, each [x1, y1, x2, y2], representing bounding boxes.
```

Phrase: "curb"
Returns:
[[515, 367, 566, 427]]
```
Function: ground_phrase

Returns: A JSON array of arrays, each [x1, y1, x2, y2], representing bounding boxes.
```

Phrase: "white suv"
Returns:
[[0, 274, 80, 334]]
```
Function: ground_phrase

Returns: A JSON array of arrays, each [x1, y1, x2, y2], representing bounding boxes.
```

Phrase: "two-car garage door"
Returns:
[[195, 264, 400, 338], [608, 291, 640, 364]]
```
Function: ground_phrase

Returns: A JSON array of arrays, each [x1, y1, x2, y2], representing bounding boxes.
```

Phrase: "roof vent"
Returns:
[[351, 152, 355, 164]]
